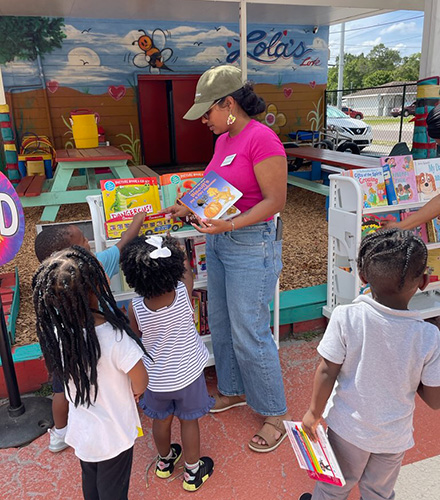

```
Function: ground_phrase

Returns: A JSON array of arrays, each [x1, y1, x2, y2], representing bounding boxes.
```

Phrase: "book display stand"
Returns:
[[324, 174, 440, 319], [86, 195, 281, 367]]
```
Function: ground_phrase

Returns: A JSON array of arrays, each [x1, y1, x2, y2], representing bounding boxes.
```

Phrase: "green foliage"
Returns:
[[328, 45, 420, 91], [363, 70, 394, 88], [307, 96, 324, 131], [117, 123, 141, 166], [0, 17, 66, 64]]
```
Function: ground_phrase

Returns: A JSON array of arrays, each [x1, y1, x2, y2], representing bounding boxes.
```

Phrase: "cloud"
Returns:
[[362, 37, 382, 47], [308, 37, 328, 50], [391, 43, 406, 51], [380, 21, 417, 35]]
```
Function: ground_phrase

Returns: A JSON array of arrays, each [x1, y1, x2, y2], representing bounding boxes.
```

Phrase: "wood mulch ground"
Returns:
[[1, 186, 328, 346]]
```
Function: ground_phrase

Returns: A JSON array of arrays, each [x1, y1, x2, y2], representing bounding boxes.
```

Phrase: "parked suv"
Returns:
[[391, 101, 416, 117], [326, 106, 373, 151], [341, 106, 364, 120]]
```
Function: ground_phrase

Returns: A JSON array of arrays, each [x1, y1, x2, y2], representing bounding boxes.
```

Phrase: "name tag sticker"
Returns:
[[220, 154, 236, 167]]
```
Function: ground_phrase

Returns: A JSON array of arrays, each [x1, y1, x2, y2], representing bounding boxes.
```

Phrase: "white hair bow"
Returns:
[[146, 235, 172, 259]]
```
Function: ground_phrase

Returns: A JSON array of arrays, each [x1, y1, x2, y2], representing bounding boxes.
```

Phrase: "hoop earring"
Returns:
[[227, 113, 236, 126]]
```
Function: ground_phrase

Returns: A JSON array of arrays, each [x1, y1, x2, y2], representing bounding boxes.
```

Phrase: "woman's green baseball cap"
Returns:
[[183, 65, 244, 121]]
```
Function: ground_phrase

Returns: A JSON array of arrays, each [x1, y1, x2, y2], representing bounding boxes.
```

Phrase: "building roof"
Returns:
[[343, 81, 417, 98]]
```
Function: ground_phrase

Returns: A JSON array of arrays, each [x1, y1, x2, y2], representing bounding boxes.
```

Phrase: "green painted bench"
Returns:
[[287, 174, 329, 196]]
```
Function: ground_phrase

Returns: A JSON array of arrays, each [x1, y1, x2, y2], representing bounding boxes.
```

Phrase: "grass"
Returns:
[[293, 330, 324, 342], [34, 382, 53, 398], [363, 116, 412, 126]]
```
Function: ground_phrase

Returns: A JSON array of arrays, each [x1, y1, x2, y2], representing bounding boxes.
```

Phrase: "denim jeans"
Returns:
[[206, 220, 287, 416]]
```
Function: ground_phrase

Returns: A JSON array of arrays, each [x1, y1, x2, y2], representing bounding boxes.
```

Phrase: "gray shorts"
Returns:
[[140, 373, 215, 421]]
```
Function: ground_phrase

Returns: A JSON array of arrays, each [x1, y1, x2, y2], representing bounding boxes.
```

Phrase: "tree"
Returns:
[[0, 17, 66, 64], [392, 53, 420, 81], [363, 70, 394, 88], [367, 43, 401, 73]]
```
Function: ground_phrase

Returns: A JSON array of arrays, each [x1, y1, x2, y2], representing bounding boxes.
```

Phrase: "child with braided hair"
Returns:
[[299, 229, 440, 500], [120, 234, 214, 492], [32, 246, 149, 500]]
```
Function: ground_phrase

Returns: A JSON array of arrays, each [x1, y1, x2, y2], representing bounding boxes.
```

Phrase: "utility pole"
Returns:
[[337, 22, 345, 109]]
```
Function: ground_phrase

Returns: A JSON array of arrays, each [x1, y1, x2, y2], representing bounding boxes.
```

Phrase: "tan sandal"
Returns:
[[209, 393, 247, 413], [248, 416, 288, 453]]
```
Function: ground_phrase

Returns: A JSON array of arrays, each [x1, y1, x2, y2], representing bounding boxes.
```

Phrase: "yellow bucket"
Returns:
[[70, 109, 99, 148]]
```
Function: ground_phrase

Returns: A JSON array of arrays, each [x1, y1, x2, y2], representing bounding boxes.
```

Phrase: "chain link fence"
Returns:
[[326, 82, 417, 156]]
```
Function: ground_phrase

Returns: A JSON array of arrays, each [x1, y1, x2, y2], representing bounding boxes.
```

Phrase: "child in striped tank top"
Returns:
[[121, 234, 215, 492]]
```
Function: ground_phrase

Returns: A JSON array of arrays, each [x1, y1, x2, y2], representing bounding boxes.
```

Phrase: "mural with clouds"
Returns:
[[1, 16, 329, 157]]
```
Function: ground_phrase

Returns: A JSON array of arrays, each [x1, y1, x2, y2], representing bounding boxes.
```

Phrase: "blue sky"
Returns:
[[328, 9, 424, 66]]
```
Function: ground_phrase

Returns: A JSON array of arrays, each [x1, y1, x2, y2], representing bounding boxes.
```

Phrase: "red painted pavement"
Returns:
[[0, 338, 439, 500]]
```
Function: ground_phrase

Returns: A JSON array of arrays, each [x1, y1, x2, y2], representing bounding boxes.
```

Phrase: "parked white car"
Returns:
[[326, 106, 373, 151]]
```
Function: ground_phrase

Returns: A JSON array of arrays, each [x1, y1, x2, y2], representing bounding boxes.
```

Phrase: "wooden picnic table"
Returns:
[[285, 146, 382, 196], [20, 146, 132, 221]]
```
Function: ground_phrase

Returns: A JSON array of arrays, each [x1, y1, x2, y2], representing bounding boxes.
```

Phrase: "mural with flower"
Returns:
[[257, 104, 287, 135]]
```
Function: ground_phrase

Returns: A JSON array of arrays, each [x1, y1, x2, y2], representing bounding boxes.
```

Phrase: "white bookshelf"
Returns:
[[86, 195, 281, 367], [324, 174, 440, 320]]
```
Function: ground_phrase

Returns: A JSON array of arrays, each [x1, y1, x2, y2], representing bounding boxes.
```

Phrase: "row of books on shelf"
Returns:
[[184, 235, 208, 282], [344, 154, 440, 209], [284, 421, 346, 487], [192, 288, 210, 336], [100, 170, 242, 239]]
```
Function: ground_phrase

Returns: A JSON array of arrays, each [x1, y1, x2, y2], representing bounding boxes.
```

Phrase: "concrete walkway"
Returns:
[[0, 337, 439, 500]]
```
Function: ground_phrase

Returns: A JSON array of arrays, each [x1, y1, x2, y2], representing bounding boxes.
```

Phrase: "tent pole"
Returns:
[[239, 0, 247, 82]]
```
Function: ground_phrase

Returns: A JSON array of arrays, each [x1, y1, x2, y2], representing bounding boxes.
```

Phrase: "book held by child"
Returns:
[[177, 171, 242, 220], [284, 421, 346, 487]]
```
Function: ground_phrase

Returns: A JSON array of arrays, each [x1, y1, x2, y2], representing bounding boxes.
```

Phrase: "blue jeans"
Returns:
[[206, 220, 287, 416]]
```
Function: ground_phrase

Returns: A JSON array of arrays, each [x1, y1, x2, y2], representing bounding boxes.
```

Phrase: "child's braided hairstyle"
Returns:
[[357, 228, 427, 290], [120, 234, 185, 299], [32, 245, 149, 407]]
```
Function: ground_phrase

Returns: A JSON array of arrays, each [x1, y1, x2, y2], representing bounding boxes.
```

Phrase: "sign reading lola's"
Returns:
[[226, 30, 315, 65], [0, 172, 25, 266]]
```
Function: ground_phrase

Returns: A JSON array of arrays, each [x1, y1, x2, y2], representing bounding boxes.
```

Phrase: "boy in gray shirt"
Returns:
[[300, 229, 440, 500]]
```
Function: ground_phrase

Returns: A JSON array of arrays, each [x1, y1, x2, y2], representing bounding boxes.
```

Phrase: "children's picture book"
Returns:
[[160, 171, 205, 208], [342, 167, 388, 208], [400, 208, 429, 243], [284, 421, 346, 487], [427, 249, 440, 282], [414, 158, 440, 202], [426, 216, 440, 243], [361, 212, 401, 238], [380, 155, 419, 205], [178, 171, 242, 220], [100, 178, 176, 239]]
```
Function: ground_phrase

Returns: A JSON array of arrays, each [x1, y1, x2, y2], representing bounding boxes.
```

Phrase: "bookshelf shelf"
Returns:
[[325, 174, 440, 320]]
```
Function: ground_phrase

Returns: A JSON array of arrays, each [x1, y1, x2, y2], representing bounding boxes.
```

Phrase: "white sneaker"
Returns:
[[48, 428, 69, 453]]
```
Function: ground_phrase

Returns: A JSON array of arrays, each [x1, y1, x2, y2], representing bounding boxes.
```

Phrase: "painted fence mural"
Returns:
[[1, 17, 329, 164]]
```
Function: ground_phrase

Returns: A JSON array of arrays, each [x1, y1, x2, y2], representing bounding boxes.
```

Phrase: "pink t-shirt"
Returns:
[[204, 120, 286, 215]]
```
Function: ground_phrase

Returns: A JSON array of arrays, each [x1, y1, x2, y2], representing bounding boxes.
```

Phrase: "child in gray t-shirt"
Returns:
[[299, 229, 440, 500]]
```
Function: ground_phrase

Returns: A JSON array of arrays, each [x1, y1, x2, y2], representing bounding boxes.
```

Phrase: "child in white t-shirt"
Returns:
[[299, 229, 440, 500], [33, 246, 149, 500], [120, 234, 214, 492]]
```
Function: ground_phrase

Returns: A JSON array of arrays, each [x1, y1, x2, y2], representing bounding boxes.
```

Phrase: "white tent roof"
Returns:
[[0, 0, 423, 25]]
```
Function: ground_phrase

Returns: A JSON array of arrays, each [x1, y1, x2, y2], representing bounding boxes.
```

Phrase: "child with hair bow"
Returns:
[[120, 234, 214, 491]]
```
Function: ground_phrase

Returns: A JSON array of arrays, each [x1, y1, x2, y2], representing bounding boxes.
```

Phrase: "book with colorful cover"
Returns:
[[414, 158, 440, 202], [284, 421, 346, 487], [361, 212, 401, 238], [400, 208, 429, 243], [342, 167, 388, 208], [100, 178, 162, 238], [380, 155, 419, 204], [382, 164, 398, 205], [160, 171, 205, 208], [426, 217, 440, 243], [427, 249, 440, 282], [178, 171, 242, 220]]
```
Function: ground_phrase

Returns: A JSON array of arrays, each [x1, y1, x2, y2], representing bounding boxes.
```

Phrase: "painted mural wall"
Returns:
[[1, 16, 329, 163]]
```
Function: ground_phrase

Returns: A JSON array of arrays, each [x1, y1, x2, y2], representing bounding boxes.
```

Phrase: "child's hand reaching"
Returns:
[[302, 409, 322, 442]]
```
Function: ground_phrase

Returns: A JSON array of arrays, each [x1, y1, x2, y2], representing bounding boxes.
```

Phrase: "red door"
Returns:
[[138, 75, 213, 167], [172, 79, 213, 164], [138, 79, 170, 166]]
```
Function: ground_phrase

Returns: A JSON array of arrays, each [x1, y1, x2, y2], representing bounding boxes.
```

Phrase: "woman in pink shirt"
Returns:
[[166, 65, 290, 453]]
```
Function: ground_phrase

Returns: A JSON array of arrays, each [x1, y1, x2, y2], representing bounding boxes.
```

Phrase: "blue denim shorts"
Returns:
[[139, 373, 215, 420], [52, 373, 64, 393]]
